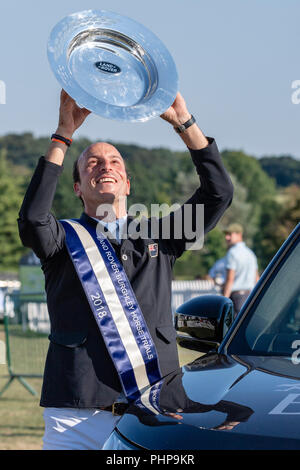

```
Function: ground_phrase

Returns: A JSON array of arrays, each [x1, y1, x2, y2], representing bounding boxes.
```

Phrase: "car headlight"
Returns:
[[102, 430, 140, 450]]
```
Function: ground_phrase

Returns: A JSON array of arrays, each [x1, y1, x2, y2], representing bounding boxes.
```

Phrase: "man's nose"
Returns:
[[100, 160, 113, 172]]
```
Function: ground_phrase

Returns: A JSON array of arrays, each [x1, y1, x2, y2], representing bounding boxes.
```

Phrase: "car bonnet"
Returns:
[[115, 353, 300, 449]]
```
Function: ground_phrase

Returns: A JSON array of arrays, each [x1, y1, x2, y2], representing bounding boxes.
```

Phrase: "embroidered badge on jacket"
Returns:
[[148, 243, 158, 258]]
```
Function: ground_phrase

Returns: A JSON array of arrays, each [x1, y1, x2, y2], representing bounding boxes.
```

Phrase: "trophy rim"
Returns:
[[47, 9, 179, 122]]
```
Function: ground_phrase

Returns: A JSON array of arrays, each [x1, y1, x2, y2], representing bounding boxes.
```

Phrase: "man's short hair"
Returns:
[[73, 157, 81, 184]]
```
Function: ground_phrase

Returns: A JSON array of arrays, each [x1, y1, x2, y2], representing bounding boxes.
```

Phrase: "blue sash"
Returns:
[[135, 379, 164, 415], [60, 218, 162, 400]]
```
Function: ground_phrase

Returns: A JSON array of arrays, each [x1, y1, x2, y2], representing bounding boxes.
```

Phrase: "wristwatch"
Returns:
[[174, 115, 196, 134]]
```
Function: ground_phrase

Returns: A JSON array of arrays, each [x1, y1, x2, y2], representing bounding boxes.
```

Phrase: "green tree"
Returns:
[[173, 227, 227, 280], [222, 149, 276, 204], [259, 156, 300, 188], [1, 131, 298, 278], [221, 149, 278, 257], [53, 170, 82, 220], [0, 149, 26, 269], [253, 185, 300, 270], [218, 174, 258, 246]]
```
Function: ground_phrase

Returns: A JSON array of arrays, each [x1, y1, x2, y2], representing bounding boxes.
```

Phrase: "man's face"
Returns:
[[74, 143, 130, 208], [225, 231, 242, 247]]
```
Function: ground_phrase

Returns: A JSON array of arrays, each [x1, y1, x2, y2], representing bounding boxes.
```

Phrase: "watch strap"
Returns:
[[174, 115, 196, 134]]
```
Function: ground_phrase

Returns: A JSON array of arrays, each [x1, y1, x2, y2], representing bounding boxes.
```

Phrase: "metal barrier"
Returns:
[[0, 292, 49, 397], [171, 280, 218, 312]]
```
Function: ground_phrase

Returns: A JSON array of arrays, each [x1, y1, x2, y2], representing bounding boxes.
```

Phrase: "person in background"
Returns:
[[208, 256, 227, 289], [222, 223, 259, 317]]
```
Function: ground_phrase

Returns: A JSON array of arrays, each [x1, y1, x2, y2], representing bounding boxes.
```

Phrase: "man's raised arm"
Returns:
[[159, 92, 234, 257], [160, 92, 209, 150], [45, 90, 90, 166], [18, 90, 90, 261]]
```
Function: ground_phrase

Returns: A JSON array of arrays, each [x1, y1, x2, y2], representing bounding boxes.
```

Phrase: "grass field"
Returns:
[[0, 323, 45, 450], [0, 322, 201, 451]]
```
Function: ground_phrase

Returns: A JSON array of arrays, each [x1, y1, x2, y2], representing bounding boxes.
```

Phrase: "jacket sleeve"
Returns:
[[17, 156, 66, 261], [160, 137, 234, 258]]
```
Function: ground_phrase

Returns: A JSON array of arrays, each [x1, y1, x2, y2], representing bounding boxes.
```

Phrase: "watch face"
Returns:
[[47, 9, 178, 122]]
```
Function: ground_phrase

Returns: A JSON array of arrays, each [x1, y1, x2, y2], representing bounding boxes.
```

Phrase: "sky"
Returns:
[[0, 0, 299, 158]]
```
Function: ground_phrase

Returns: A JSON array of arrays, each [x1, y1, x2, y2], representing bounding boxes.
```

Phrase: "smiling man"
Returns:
[[73, 142, 130, 219], [18, 89, 233, 450]]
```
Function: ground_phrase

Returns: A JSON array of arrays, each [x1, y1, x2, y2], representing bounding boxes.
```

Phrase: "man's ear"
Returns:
[[126, 179, 131, 196], [74, 182, 81, 198]]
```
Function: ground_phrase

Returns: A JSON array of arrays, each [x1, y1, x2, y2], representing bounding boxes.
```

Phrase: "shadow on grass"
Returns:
[[0, 433, 43, 438], [8, 330, 48, 339], [0, 425, 44, 432], [0, 397, 40, 404]]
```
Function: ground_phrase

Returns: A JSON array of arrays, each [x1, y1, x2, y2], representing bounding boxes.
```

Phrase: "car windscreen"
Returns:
[[227, 236, 300, 357]]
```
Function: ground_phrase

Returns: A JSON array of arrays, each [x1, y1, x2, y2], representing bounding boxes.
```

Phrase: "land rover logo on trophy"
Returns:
[[95, 61, 121, 74]]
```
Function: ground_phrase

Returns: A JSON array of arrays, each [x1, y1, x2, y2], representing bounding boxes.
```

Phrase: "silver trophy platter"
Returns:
[[47, 10, 178, 122]]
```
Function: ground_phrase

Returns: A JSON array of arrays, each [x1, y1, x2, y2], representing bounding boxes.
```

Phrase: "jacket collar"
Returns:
[[80, 212, 135, 227], [80, 212, 98, 227], [79, 212, 136, 247]]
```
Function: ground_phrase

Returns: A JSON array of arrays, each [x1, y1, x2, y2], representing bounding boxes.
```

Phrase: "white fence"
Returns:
[[21, 302, 50, 334], [171, 280, 217, 312]]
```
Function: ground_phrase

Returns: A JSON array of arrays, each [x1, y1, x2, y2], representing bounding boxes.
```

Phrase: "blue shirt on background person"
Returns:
[[208, 257, 227, 287], [225, 241, 258, 292], [222, 223, 259, 317]]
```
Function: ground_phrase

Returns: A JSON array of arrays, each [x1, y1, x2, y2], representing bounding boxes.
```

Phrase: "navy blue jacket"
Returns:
[[18, 138, 233, 408]]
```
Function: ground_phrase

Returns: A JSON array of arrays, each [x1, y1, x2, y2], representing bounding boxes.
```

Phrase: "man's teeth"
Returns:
[[98, 178, 115, 183]]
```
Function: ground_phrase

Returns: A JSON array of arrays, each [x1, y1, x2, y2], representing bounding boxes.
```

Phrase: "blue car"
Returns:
[[104, 223, 300, 450]]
